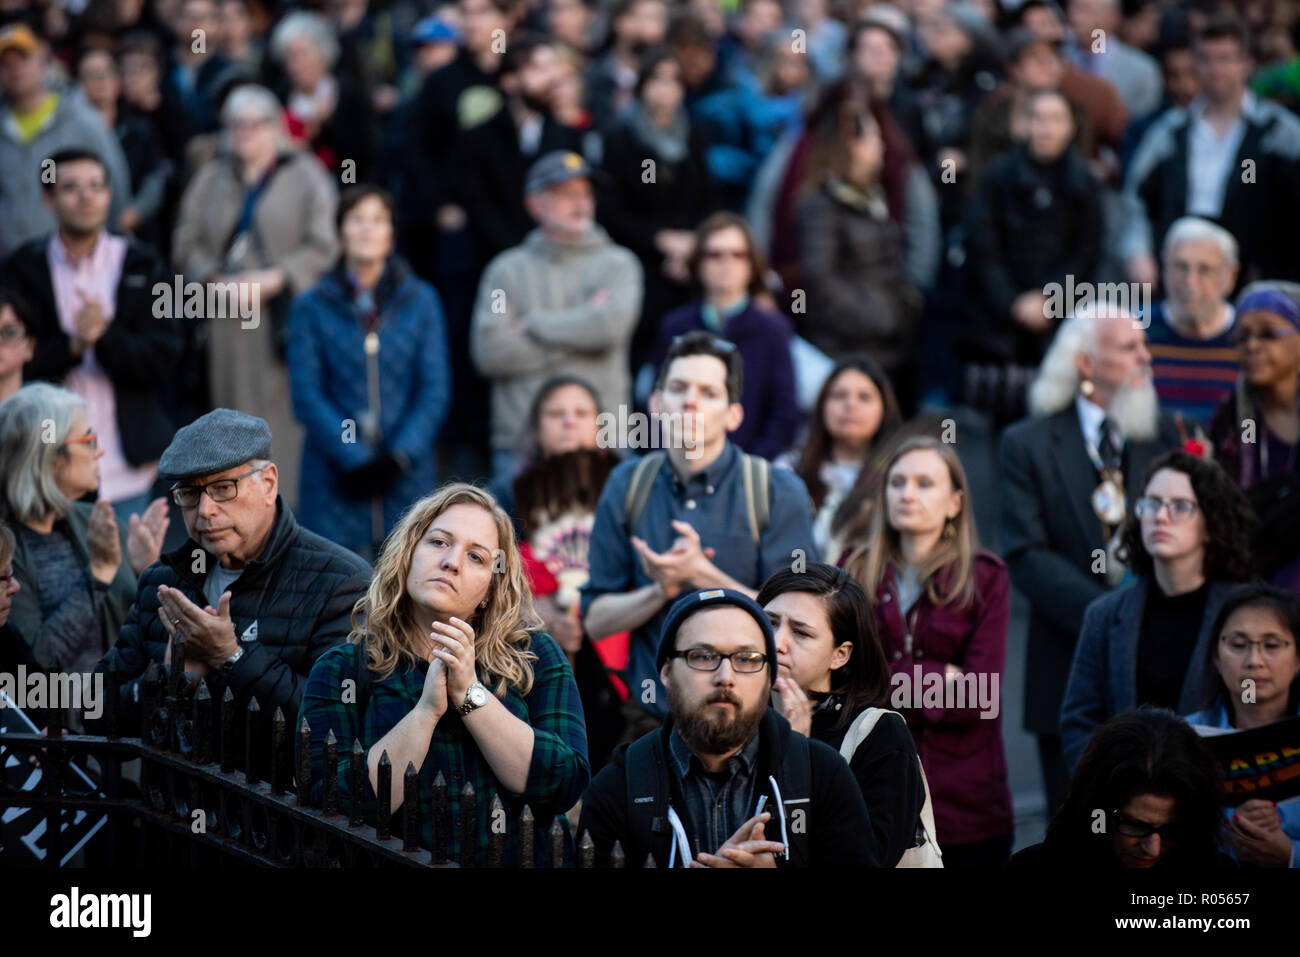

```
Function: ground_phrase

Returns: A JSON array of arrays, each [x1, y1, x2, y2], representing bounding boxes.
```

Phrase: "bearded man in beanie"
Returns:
[[578, 588, 878, 868], [96, 409, 370, 772]]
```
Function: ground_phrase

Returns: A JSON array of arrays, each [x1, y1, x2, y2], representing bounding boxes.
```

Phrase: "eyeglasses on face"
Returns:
[[702, 249, 748, 261], [1230, 325, 1299, 346], [670, 647, 769, 673], [0, 325, 31, 343], [170, 466, 266, 508], [63, 432, 99, 451], [1134, 496, 1198, 520], [0, 564, 15, 584], [1218, 635, 1296, 658], [1112, 810, 1179, 842]]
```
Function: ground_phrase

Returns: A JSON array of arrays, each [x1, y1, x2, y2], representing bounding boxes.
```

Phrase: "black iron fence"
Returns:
[[0, 643, 632, 868]]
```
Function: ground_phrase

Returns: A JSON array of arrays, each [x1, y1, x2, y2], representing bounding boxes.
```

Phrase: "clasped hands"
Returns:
[[631, 521, 719, 601]]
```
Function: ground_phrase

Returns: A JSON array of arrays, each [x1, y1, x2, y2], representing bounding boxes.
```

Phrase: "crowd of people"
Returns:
[[3, 0, 1300, 869]]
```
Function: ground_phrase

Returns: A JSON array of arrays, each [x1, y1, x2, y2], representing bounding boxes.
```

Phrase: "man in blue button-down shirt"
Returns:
[[580, 332, 817, 735]]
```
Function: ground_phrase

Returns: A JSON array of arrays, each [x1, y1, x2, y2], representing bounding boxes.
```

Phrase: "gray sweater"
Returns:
[[470, 224, 643, 450], [0, 88, 131, 257]]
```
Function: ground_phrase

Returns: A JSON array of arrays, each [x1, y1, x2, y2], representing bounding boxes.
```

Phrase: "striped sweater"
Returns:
[[1145, 302, 1239, 428]]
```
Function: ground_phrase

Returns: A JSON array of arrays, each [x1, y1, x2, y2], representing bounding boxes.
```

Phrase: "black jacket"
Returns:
[[964, 144, 1103, 365], [452, 108, 586, 263], [578, 707, 879, 867], [95, 499, 370, 770], [1, 234, 182, 465], [999, 406, 1182, 735]]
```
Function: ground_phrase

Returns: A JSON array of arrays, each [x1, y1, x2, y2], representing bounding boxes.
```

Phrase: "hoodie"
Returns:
[[578, 707, 880, 867], [0, 88, 131, 256], [470, 224, 643, 450]]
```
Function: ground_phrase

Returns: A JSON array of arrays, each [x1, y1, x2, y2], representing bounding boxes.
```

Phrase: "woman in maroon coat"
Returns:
[[843, 435, 1014, 867]]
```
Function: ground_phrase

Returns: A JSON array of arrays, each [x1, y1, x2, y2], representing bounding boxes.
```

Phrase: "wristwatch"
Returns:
[[220, 646, 246, 673], [459, 682, 489, 716]]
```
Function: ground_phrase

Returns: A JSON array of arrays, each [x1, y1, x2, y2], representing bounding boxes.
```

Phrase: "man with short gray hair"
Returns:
[[97, 409, 370, 773], [1144, 216, 1241, 427]]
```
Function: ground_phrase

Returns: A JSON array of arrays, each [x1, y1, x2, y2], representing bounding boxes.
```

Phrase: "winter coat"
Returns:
[[795, 182, 918, 372], [95, 499, 370, 774], [871, 552, 1014, 846], [287, 258, 451, 554]]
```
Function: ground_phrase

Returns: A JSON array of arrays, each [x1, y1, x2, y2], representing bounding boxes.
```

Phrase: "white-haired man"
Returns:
[[999, 307, 1181, 817], [1144, 216, 1240, 428]]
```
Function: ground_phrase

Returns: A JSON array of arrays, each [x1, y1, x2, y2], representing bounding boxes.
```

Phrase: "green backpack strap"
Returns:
[[740, 454, 772, 546], [623, 451, 667, 537]]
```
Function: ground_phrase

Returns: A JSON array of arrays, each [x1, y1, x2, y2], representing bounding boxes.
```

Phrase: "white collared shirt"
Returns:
[[1075, 393, 1111, 456], [1186, 93, 1253, 218]]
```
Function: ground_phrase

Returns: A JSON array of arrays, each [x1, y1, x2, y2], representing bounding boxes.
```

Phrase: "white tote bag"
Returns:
[[838, 707, 943, 868]]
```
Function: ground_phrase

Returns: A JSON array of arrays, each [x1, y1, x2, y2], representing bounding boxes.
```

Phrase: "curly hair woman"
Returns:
[[1011, 707, 1230, 869], [297, 483, 590, 865], [1060, 450, 1256, 772]]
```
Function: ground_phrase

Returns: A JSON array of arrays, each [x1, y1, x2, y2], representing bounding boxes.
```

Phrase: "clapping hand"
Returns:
[[86, 499, 122, 584], [127, 497, 170, 574], [690, 812, 784, 868]]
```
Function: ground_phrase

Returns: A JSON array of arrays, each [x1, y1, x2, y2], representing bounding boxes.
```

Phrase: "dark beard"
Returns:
[[670, 687, 767, 757]]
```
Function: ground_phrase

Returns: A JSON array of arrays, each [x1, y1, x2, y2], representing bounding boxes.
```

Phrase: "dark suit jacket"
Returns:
[[999, 404, 1182, 735], [1059, 577, 1237, 772], [2, 235, 182, 465]]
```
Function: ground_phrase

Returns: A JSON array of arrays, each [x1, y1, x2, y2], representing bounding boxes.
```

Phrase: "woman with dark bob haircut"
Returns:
[[1011, 708, 1230, 868], [1060, 451, 1255, 772], [1185, 584, 1300, 867], [758, 563, 928, 866]]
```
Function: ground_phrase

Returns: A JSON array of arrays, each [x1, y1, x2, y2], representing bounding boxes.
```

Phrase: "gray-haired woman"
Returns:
[[0, 384, 168, 675], [173, 84, 338, 508]]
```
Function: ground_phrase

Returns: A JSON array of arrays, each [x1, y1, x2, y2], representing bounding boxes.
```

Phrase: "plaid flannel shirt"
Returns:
[[297, 631, 590, 866]]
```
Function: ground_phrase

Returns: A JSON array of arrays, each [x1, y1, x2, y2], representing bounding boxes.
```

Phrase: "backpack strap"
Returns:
[[837, 707, 892, 763], [623, 451, 666, 537], [623, 730, 675, 867], [740, 454, 772, 546]]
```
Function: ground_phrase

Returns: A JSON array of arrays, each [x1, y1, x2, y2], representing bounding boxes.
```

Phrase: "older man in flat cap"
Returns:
[[97, 409, 370, 771]]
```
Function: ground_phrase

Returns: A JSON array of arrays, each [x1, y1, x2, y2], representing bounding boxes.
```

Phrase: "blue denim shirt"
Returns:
[[579, 442, 817, 718], [668, 726, 761, 857], [1186, 702, 1300, 868]]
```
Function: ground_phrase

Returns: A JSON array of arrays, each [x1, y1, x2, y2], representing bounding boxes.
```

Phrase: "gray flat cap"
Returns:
[[158, 408, 273, 480]]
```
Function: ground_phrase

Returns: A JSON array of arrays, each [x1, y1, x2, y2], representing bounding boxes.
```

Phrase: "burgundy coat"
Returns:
[[871, 551, 1014, 848]]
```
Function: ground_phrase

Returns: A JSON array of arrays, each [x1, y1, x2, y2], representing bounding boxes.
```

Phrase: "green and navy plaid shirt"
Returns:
[[297, 631, 589, 866]]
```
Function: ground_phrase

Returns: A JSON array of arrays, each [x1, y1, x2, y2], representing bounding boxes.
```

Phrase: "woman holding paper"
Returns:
[[1186, 583, 1300, 868]]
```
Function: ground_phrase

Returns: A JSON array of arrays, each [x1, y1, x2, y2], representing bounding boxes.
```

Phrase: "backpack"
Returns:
[[622, 450, 772, 545], [838, 707, 943, 868], [622, 725, 812, 867]]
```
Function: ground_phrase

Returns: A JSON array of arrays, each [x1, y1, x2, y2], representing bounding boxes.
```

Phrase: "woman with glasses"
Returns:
[[0, 383, 167, 676], [1209, 287, 1300, 490], [844, 434, 1014, 867], [1185, 583, 1300, 867], [1010, 707, 1231, 869], [0, 288, 35, 404], [298, 483, 589, 865], [1061, 450, 1255, 773], [651, 212, 800, 460]]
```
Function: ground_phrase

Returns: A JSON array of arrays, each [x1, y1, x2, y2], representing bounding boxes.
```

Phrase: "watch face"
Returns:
[[469, 685, 488, 707]]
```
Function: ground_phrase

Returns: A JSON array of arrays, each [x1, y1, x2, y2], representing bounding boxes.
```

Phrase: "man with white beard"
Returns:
[[999, 306, 1181, 819]]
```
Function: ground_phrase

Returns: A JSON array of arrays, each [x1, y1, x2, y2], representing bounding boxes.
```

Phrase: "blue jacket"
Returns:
[[1185, 701, 1300, 868], [1060, 578, 1236, 772], [287, 258, 451, 554]]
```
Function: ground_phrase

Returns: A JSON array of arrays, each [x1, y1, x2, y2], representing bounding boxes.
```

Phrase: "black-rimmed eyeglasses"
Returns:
[[669, 648, 768, 673]]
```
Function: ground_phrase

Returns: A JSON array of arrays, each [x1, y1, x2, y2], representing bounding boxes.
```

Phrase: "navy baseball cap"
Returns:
[[524, 150, 594, 196], [657, 588, 778, 683]]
